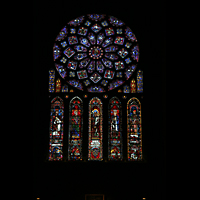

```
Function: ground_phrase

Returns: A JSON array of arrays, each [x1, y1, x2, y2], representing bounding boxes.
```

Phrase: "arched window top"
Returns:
[[70, 96, 83, 103], [53, 14, 139, 93], [51, 96, 64, 106]]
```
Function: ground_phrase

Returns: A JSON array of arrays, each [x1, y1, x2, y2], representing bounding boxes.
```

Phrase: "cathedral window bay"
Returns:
[[49, 14, 143, 162]]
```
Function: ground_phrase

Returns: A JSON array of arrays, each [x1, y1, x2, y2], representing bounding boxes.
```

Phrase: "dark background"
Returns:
[[33, 1, 166, 200]]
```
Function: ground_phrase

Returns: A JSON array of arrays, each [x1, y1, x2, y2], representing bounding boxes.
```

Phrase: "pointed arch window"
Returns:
[[137, 70, 143, 93], [49, 96, 64, 161], [88, 97, 103, 161], [127, 97, 142, 161], [108, 97, 123, 161], [68, 96, 83, 160]]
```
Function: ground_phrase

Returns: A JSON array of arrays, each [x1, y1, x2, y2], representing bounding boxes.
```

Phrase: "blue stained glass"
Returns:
[[91, 24, 102, 33], [84, 79, 90, 86], [87, 86, 105, 92], [70, 28, 76, 34], [114, 36, 125, 45], [87, 61, 95, 73], [105, 45, 118, 52], [124, 64, 137, 79], [53, 14, 140, 93], [105, 53, 118, 60], [55, 64, 67, 79], [74, 45, 87, 52], [53, 44, 61, 61], [125, 27, 137, 42], [96, 61, 104, 73], [108, 80, 124, 90], [88, 14, 105, 21], [125, 57, 132, 64], [97, 33, 105, 45], [74, 53, 87, 60], [67, 61, 77, 70], [102, 58, 113, 68], [88, 33, 96, 45], [101, 20, 108, 26], [79, 58, 90, 68], [68, 36, 78, 45], [55, 26, 68, 41], [131, 45, 139, 62], [102, 37, 113, 47], [101, 79, 108, 86], [85, 20, 91, 26], [68, 79, 83, 90], [68, 16, 85, 26], [61, 41, 67, 47], [80, 37, 91, 47], [109, 16, 124, 26]]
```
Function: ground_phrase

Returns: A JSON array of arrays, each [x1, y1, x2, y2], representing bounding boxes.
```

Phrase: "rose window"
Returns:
[[53, 14, 139, 92]]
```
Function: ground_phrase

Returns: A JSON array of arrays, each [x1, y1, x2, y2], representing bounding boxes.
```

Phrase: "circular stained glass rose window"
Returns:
[[53, 14, 139, 92]]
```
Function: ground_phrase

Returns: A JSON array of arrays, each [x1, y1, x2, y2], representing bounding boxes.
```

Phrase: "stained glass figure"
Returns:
[[68, 97, 83, 160], [64, 47, 75, 58], [77, 70, 88, 79], [49, 97, 64, 161], [130, 79, 136, 93], [49, 69, 55, 93], [90, 72, 102, 83], [108, 97, 123, 161], [55, 79, 61, 92], [114, 36, 125, 45], [88, 97, 103, 160], [127, 98, 142, 161], [53, 14, 139, 92], [78, 27, 88, 36], [91, 24, 102, 33], [137, 70, 143, 93]]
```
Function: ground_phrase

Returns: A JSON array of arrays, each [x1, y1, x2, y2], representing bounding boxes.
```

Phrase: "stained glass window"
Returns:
[[49, 14, 144, 162], [108, 97, 123, 161], [137, 70, 143, 93], [53, 14, 140, 93], [88, 97, 103, 161], [49, 97, 64, 161], [68, 97, 83, 160], [55, 79, 61, 92], [49, 69, 55, 93], [127, 97, 142, 161]]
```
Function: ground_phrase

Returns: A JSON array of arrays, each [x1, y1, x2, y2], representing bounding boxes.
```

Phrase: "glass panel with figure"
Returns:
[[88, 97, 103, 161], [127, 97, 142, 161], [49, 96, 64, 161], [108, 97, 123, 161], [68, 97, 83, 160]]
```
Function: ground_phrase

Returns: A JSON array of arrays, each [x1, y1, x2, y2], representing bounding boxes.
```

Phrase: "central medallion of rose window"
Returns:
[[89, 46, 103, 59]]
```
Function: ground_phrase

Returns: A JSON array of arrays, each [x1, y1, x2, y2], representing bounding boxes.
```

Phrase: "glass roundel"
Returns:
[[53, 14, 139, 92]]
